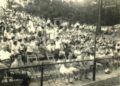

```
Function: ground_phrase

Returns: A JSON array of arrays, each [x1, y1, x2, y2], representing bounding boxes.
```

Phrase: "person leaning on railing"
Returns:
[[9, 56, 31, 86]]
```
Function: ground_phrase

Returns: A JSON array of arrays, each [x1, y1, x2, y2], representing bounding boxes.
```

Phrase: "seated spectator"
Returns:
[[46, 41, 55, 52], [11, 41, 20, 55], [26, 38, 37, 54], [74, 47, 81, 57]]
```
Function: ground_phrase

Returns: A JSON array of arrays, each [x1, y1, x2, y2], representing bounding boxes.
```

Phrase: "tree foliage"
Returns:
[[9, 0, 120, 25]]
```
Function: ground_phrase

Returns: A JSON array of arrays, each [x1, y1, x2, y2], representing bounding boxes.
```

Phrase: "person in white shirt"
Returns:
[[15, 32, 22, 40], [11, 41, 20, 55], [26, 38, 37, 54], [0, 38, 8, 49], [5, 30, 14, 40], [46, 42, 55, 52], [55, 37, 61, 50], [46, 43, 52, 52], [74, 47, 81, 58], [27, 19, 35, 33]]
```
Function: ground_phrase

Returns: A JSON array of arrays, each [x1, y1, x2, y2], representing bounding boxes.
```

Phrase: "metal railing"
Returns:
[[0, 56, 120, 86]]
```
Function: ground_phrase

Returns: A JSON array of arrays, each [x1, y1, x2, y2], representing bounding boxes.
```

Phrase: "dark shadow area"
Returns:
[[7, 0, 120, 26]]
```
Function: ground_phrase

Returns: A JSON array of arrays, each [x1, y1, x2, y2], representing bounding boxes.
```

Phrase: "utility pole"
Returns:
[[93, 0, 102, 81], [96, 0, 102, 35]]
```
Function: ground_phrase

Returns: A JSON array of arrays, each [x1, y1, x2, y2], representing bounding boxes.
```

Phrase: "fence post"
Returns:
[[93, 59, 96, 81], [41, 62, 44, 86], [92, 0, 102, 80]]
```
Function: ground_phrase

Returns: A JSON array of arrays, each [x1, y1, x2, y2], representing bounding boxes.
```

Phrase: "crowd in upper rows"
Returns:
[[0, 9, 120, 62]]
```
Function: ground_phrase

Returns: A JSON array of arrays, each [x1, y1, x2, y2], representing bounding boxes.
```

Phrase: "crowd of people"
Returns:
[[0, 8, 119, 65], [0, 8, 119, 85]]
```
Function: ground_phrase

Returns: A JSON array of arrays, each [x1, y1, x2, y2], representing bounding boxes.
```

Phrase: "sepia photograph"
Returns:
[[0, 0, 120, 86]]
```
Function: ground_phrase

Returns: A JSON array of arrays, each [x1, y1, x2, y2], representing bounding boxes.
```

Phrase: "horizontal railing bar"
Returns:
[[0, 56, 118, 71]]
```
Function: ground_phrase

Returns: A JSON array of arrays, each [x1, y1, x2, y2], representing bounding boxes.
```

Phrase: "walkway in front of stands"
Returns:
[[30, 69, 120, 86]]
